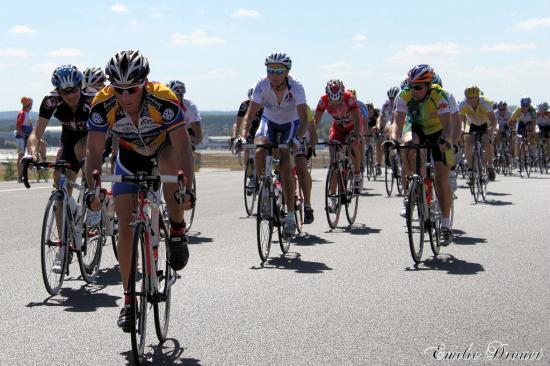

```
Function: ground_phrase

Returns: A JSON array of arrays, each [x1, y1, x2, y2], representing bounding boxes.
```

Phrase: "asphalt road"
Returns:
[[0, 168, 548, 366]]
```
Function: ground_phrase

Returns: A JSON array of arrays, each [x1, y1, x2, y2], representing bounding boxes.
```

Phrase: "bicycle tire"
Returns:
[[111, 215, 119, 260], [384, 160, 394, 197], [325, 165, 341, 229], [428, 200, 442, 256], [184, 176, 196, 232], [345, 169, 359, 225], [78, 207, 104, 284], [41, 192, 68, 296], [129, 223, 148, 365], [406, 180, 424, 264], [243, 158, 257, 216], [294, 184, 304, 234], [395, 155, 403, 196], [154, 218, 173, 342], [277, 200, 291, 254], [256, 182, 273, 262], [365, 148, 373, 181], [477, 150, 487, 202]]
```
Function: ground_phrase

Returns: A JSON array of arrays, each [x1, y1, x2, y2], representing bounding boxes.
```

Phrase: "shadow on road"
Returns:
[[122, 338, 202, 365], [95, 265, 122, 286], [405, 254, 485, 275], [325, 223, 382, 236], [452, 230, 488, 245], [26, 283, 120, 312], [292, 232, 333, 246], [251, 252, 332, 274], [483, 199, 513, 206], [486, 192, 511, 196], [186, 231, 214, 245]]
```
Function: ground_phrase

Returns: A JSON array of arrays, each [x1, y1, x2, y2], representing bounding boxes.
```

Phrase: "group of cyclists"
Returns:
[[14, 50, 549, 338]]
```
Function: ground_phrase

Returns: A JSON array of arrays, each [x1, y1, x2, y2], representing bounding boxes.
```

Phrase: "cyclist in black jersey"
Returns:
[[231, 87, 264, 154], [28, 65, 93, 190]]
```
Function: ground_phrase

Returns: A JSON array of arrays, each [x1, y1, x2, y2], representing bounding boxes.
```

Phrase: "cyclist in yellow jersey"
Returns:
[[458, 85, 497, 181], [390, 64, 453, 245]]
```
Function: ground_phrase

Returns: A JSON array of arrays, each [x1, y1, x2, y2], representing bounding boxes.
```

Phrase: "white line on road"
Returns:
[[0, 186, 50, 193]]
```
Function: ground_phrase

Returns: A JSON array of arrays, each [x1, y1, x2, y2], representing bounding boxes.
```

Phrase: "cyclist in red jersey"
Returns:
[[314, 80, 362, 192]]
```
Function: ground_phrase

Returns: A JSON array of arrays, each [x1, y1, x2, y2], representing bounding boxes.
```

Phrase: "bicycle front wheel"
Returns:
[[406, 180, 424, 264], [345, 169, 359, 225], [243, 158, 257, 216], [477, 150, 487, 202], [256, 182, 273, 262], [325, 165, 341, 229], [154, 218, 173, 342], [41, 192, 68, 295], [129, 223, 148, 364], [428, 201, 442, 256], [78, 209, 104, 284], [384, 160, 394, 197], [184, 176, 196, 232]]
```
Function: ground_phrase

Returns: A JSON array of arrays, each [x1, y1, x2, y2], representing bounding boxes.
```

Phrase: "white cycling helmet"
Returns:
[[105, 49, 150, 85], [264, 52, 292, 69], [83, 67, 107, 87]]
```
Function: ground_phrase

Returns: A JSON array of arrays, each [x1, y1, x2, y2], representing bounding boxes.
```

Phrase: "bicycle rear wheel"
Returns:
[[344, 169, 359, 225], [294, 185, 304, 234], [325, 165, 341, 229], [184, 176, 196, 232], [41, 192, 68, 295], [129, 223, 148, 365], [256, 182, 273, 262], [243, 158, 257, 216], [276, 202, 291, 254], [78, 208, 104, 283], [154, 218, 173, 342], [365, 148, 373, 181], [394, 155, 404, 196], [406, 180, 424, 264]]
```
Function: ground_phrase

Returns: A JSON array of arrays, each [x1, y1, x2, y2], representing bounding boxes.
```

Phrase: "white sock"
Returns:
[[441, 217, 451, 229]]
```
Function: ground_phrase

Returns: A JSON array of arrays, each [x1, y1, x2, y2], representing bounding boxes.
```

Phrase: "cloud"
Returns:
[[0, 63, 17, 69], [110, 3, 128, 13], [8, 25, 36, 34], [515, 17, 550, 31], [31, 62, 59, 74], [319, 62, 371, 78], [129, 20, 139, 26], [231, 8, 261, 18], [149, 6, 164, 18], [353, 34, 367, 42], [48, 48, 82, 57], [352, 44, 365, 49], [171, 30, 226, 46], [480, 43, 537, 52], [185, 68, 236, 80], [0, 48, 29, 58], [387, 42, 463, 64]]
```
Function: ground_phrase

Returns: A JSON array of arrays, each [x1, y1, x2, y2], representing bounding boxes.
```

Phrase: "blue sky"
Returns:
[[1, 0, 549, 111]]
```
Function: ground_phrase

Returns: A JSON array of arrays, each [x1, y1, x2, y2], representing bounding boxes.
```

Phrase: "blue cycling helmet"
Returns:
[[407, 64, 434, 83], [400, 79, 409, 90], [520, 96, 531, 107], [432, 73, 442, 87], [51, 65, 83, 89]]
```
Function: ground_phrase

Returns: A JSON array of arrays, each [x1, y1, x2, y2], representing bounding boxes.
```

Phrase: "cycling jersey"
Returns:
[[510, 106, 537, 124], [458, 96, 493, 126], [39, 90, 95, 131], [87, 82, 185, 157], [357, 100, 369, 121], [252, 75, 307, 124], [237, 100, 263, 140], [367, 108, 380, 128], [181, 98, 201, 124], [536, 113, 550, 127], [395, 85, 450, 135], [16, 110, 33, 137], [494, 110, 511, 130], [381, 99, 395, 123], [316, 91, 358, 129]]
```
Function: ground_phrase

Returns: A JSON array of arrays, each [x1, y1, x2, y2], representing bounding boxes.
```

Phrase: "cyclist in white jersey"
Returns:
[[167, 80, 203, 146], [494, 101, 511, 150], [240, 52, 309, 236], [378, 87, 399, 174]]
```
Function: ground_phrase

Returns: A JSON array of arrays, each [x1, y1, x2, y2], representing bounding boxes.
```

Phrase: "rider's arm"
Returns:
[[308, 117, 318, 146], [313, 109, 324, 129], [169, 126, 194, 191], [391, 112, 406, 141], [296, 103, 309, 137], [351, 108, 361, 136], [232, 116, 243, 139], [377, 110, 385, 131], [28, 117, 48, 155], [240, 101, 262, 140], [189, 122, 203, 146], [85, 131, 107, 188], [440, 112, 452, 143], [487, 111, 497, 131], [451, 112, 461, 145]]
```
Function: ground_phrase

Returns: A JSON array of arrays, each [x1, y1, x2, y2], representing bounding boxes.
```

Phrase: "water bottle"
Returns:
[[423, 177, 433, 205]]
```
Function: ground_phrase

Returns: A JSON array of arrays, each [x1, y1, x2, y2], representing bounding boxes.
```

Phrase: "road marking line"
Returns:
[[0, 186, 51, 193]]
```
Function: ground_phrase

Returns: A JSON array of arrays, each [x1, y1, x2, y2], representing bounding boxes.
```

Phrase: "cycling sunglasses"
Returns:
[[112, 82, 145, 95], [267, 67, 286, 75], [58, 87, 80, 95], [410, 84, 428, 91]]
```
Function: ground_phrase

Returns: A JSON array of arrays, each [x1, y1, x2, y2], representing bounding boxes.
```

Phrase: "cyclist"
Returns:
[[431, 74, 460, 191], [85, 50, 195, 332], [508, 96, 537, 163], [167, 80, 203, 147], [348, 88, 367, 181], [231, 87, 264, 192], [494, 101, 511, 155], [364, 101, 381, 175], [378, 87, 399, 174], [536, 102, 550, 156], [16, 97, 34, 182], [240, 52, 310, 236], [315, 79, 362, 207], [83, 67, 107, 92], [458, 85, 498, 182], [390, 64, 453, 245]]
